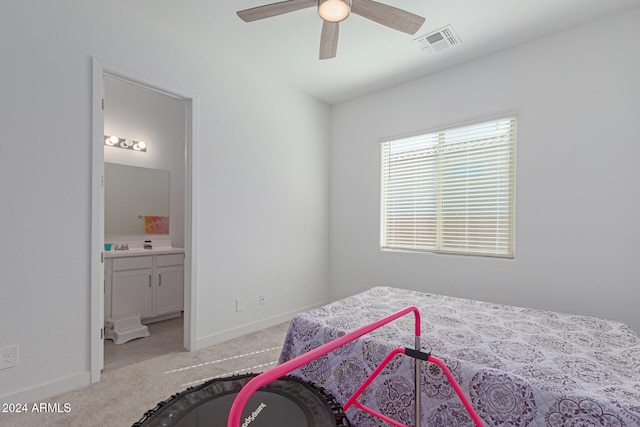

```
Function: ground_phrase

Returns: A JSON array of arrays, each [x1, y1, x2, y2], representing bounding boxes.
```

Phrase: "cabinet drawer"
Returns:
[[113, 256, 153, 271], [156, 253, 184, 267]]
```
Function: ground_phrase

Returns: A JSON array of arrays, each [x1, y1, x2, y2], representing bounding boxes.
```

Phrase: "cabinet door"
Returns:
[[104, 259, 112, 319], [112, 269, 153, 319], [155, 265, 184, 316]]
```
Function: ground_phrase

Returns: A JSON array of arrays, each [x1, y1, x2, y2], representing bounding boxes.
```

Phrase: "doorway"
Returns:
[[91, 58, 197, 382]]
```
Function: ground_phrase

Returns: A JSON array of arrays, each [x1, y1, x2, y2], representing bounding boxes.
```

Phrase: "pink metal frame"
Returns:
[[227, 305, 483, 427], [343, 348, 484, 427]]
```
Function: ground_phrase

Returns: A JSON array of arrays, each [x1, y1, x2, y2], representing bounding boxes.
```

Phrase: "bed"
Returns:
[[278, 287, 640, 426]]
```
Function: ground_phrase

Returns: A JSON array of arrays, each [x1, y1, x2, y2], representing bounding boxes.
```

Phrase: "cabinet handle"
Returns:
[[148, 275, 152, 288], [158, 274, 162, 286]]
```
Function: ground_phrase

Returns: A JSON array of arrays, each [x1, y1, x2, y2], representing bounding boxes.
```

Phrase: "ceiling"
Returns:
[[114, 0, 639, 104]]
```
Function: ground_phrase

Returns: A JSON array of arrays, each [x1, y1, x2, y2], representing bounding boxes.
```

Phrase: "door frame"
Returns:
[[91, 57, 198, 382]]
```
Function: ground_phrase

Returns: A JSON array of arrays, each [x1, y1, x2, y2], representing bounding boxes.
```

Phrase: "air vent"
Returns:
[[414, 25, 461, 53]]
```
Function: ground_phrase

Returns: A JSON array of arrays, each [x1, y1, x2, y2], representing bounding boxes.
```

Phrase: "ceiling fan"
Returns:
[[237, 0, 425, 60]]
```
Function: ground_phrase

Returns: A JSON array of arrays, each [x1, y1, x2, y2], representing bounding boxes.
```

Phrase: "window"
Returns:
[[381, 116, 516, 257]]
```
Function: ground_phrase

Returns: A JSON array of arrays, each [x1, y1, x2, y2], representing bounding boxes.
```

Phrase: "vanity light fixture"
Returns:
[[104, 135, 147, 152]]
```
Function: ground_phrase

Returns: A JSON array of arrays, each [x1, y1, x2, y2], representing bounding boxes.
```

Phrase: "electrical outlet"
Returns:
[[1, 345, 18, 370], [236, 298, 245, 312], [259, 294, 266, 305]]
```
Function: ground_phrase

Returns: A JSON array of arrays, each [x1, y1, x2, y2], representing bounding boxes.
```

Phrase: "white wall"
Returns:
[[0, 0, 330, 402], [104, 77, 186, 247], [329, 7, 640, 333]]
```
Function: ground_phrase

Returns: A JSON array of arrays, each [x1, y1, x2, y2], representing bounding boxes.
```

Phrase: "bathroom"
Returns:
[[102, 75, 188, 371]]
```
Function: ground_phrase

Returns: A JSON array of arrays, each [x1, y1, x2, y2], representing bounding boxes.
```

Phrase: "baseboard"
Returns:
[[0, 371, 90, 405], [195, 302, 327, 351]]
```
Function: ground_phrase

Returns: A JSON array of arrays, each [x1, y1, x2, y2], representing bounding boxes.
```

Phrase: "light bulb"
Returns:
[[318, 0, 350, 23], [105, 135, 118, 146]]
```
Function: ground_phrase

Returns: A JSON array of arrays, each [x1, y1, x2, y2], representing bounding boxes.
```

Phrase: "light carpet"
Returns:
[[1, 322, 289, 427]]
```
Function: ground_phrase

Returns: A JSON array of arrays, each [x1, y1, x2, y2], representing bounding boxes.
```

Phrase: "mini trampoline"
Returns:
[[134, 306, 483, 427], [132, 373, 350, 427]]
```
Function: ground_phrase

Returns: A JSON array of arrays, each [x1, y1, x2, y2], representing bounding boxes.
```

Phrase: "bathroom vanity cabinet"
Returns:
[[104, 249, 184, 323]]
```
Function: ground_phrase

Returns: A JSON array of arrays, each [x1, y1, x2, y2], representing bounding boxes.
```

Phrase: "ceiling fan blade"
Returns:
[[237, 0, 315, 22], [351, 0, 425, 35], [319, 21, 339, 60]]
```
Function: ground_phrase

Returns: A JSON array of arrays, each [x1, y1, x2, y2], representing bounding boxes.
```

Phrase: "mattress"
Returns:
[[279, 287, 640, 426]]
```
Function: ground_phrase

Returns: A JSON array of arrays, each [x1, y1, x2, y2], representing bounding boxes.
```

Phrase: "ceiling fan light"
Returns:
[[318, 0, 350, 23]]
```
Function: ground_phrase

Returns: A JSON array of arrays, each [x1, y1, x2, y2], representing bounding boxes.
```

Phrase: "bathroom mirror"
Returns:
[[104, 163, 170, 235]]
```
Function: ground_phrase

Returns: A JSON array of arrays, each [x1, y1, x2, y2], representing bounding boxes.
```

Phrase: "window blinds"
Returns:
[[381, 117, 516, 257]]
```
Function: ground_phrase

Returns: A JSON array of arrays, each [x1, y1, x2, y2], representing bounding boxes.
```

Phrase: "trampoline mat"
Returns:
[[133, 373, 350, 427]]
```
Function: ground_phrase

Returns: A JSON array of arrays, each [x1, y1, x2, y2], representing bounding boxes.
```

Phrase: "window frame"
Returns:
[[380, 114, 516, 258]]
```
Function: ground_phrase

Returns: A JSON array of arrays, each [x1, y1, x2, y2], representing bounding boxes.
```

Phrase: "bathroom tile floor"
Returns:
[[103, 314, 185, 373]]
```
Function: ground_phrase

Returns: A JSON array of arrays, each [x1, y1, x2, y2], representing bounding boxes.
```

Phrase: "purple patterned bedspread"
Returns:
[[279, 287, 640, 426]]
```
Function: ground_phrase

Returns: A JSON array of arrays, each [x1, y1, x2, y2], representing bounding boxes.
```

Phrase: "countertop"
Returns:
[[104, 247, 184, 258]]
